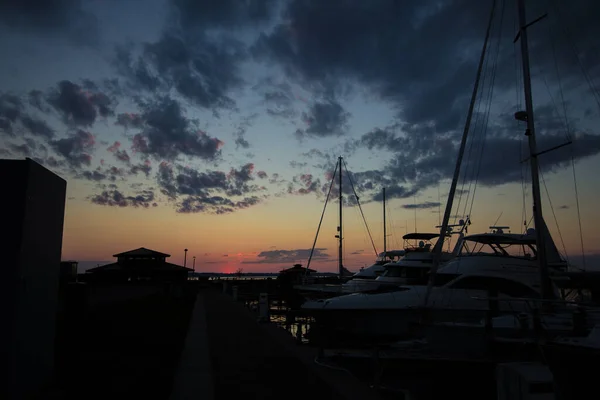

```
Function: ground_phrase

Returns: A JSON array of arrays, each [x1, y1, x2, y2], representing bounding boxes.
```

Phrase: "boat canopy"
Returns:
[[378, 250, 406, 258], [402, 232, 440, 241], [464, 232, 536, 246]]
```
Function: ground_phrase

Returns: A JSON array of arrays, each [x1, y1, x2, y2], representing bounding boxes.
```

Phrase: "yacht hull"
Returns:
[[304, 307, 493, 347]]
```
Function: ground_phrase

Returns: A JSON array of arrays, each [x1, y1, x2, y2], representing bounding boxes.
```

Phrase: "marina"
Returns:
[[3, 0, 600, 399]]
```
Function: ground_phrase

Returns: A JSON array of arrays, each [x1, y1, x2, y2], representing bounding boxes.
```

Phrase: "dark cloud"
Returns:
[[50, 129, 95, 168], [289, 173, 321, 195], [298, 100, 350, 138], [172, 0, 276, 30], [130, 96, 224, 161], [402, 201, 442, 210], [156, 161, 264, 214], [0, 0, 99, 44], [21, 116, 54, 138], [46, 80, 116, 127], [80, 170, 107, 182], [90, 189, 157, 208], [249, 0, 600, 201], [241, 248, 331, 264], [0, 93, 23, 135], [107, 141, 131, 163], [234, 113, 257, 149], [115, 113, 143, 129], [114, 32, 243, 111]]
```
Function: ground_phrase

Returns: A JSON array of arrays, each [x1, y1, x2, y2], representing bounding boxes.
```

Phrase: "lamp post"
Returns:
[[184, 248, 188, 267], [192, 256, 196, 272]]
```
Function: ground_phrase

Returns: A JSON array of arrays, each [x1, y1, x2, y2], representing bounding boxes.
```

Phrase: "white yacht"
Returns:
[[295, 226, 467, 299], [302, 226, 567, 346], [294, 249, 405, 299]]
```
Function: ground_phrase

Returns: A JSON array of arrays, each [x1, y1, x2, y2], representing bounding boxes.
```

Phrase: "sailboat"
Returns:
[[300, 0, 573, 348], [295, 167, 406, 298]]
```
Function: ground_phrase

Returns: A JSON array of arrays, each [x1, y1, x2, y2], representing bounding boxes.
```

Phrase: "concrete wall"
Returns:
[[0, 158, 66, 400]]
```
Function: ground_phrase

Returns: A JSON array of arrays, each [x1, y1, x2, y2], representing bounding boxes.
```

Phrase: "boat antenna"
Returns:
[[424, 0, 497, 306]]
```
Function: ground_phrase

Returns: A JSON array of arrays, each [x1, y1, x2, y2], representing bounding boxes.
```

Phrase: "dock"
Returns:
[[171, 289, 385, 400]]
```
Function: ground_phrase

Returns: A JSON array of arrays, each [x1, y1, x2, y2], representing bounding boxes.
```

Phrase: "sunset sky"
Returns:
[[1, 0, 599, 273]]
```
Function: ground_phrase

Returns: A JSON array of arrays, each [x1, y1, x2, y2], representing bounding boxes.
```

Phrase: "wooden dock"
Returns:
[[170, 289, 385, 400]]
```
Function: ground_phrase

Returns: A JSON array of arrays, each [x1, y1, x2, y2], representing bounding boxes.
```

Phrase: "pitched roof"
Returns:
[[112, 247, 171, 258], [279, 264, 317, 273], [86, 261, 192, 273]]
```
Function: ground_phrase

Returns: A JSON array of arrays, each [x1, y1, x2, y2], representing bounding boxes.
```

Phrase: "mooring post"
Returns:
[[258, 292, 269, 322], [372, 346, 381, 390]]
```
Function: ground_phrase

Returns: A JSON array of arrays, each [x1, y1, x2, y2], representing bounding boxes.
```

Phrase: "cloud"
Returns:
[[50, 129, 96, 168], [402, 201, 442, 210], [46, 80, 116, 127], [129, 96, 224, 161], [0, 0, 99, 45], [156, 161, 264, 214], [297, 100, 350, 138], [289, 173, 321, 195], [241, 248, 331, 264], [249, 0, 600, 202], [114, 31, 243, 111], [89, 189, 158, 208]]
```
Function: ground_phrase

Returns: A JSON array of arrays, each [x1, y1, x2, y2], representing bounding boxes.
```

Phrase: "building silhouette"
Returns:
[[86, 247, 192, 282], [0, 158, 66, 400]]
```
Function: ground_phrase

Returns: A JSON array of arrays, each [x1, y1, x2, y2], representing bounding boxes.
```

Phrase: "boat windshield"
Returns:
[[375, 250, 405, 263], [459, 234, 537, 260]]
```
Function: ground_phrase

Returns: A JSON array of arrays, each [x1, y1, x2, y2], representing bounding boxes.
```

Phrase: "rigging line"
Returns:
[[547, 8, 572, 142], [520, 137, 528, 229], [539, 165, 570, 262], [549, 0, 600, 112], [455, 39, 491, 223], [460, 28, 497, 220], [305, 160, 338, 274], [468, 0, 506, 219], [546, 5, 587, 268], [571, 152, 586, 269], [455, 9, 499, 224], [342, 159, 378, 257]]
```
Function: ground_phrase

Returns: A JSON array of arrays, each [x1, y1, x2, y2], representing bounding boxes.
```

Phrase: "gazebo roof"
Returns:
[[279, 264, 317, 274], [87, 261, 192, 273], [113, 247, 171, 258]]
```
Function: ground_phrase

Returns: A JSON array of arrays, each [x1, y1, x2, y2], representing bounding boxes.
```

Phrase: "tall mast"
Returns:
[[383, 187, 387, 256], [516, 0, 552, 299], [424, 0, 497, 304], [338, 156, 343, 279]]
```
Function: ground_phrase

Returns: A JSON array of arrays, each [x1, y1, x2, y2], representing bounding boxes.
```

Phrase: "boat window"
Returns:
[[460, 239, 537, 259], [432, 273, 459, 286], [363, 285, 409, 294], [448, 276, 540, 298], [381, 266, 403, 278]]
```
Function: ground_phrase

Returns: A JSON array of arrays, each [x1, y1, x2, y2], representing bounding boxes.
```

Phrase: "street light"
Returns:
[[184, 248, 188, 267], [192, 256, 196, 272]]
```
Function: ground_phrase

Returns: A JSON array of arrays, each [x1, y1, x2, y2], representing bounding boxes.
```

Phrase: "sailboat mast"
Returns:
[[425, 0, 497, 300], [516, 0, 552, 299], [338, 156, 343, 279], [383, 187, 387, 256]]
